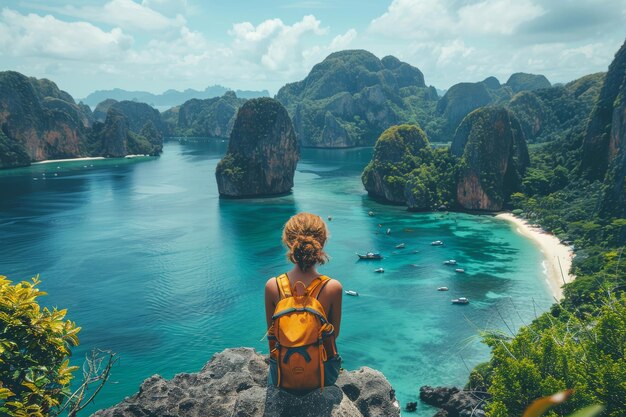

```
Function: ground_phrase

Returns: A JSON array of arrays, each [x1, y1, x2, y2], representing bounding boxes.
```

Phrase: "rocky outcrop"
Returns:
[[93, 99, 118, 123], [419, 386, 488, 417], [453, 107, 529, 211], [0, 71, 89, 165], [597, 39, 626, 217], [215, 98, 299, 197], [276, 50, 437, 147], [362, 124, 430, 204], [506, 73, 604, 143], [93, 348, 400, 417], [582, 39, 626, 182], [505, 72, 551, 94], [436, 82, 494, 135], [163, 91, 246, 138], [87, 108, 161, 158], [109, 101, 166, 142]]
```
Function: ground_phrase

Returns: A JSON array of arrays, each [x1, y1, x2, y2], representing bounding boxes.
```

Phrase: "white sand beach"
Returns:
[[32, 156, 106, 165], [496, 212, 575, 300]]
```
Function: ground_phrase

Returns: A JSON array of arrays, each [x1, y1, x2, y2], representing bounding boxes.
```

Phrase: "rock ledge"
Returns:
[[92, 348, 400, 417]]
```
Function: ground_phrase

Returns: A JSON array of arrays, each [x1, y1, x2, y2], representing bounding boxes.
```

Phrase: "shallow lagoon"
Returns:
[[0, 140, 554, 415]]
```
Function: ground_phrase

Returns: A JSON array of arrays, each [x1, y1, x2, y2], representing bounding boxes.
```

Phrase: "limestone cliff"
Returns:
[[109, 101, 165, 152], [0, 71, 89, 166], [362, 124, 430, 204], [276, 50, 437, 147], [87, 108, 161, 158], [436, 82, 494, 136], [92, 348, 400, 417], [163, 91, 246, 138], [597, 39, 626, 217], [453, 107, 529, 211], [505, 72, 551, 93], [582, 39, 626, 182], [93, 99, 118, 123], [215, 98, 299, 197]]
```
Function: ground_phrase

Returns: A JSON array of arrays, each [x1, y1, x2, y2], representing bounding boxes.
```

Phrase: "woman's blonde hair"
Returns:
[[282, 213, 329, 271]]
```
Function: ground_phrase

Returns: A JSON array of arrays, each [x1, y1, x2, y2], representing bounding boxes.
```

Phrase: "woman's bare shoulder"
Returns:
[[265, 277, 278, 294], [324, 277, 343, 293]]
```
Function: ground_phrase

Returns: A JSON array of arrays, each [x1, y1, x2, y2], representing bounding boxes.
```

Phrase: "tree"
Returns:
[[0, 275, 115, 417]]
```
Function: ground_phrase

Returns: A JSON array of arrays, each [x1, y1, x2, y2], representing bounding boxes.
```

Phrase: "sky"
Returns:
[[0, 0, 625, 99]]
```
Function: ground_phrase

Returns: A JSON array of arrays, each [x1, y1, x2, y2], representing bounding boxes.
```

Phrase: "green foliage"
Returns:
[[0, 275, 80, 416], [485, 296, 626, 417], [0, 129, 30, 169]]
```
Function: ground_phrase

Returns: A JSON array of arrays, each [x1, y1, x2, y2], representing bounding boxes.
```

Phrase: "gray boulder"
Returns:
[[92, 348, 400, 417]]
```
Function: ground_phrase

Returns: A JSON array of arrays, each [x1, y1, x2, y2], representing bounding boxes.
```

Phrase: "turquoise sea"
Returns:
[[0, 140, 554, 415]]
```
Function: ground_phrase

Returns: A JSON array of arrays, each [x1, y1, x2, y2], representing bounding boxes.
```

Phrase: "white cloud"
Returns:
[[458, 0, 545, 35], [40, 0, 185, 32], [0, 8, 132, 61], [436, 40, 474, 66], [369, 0, 454, 39]]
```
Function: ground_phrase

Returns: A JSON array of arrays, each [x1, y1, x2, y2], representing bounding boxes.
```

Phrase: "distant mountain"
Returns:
[[80, 86, 269, 109], [276, 50, 439, 147]]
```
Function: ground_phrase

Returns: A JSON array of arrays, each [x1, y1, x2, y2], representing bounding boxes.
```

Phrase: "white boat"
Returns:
[[345, 290, 359, 296], [451, 297, 469, 304], [328, 216, 333, 221], [368, 211, 374, 216], [395, 243, 405, 249], [437, 287, 449, 291], [431, 240, 444, 246], [455, 268, 465, 273], [357, 252, 383, 260], [443, 259, 457, 265], [386, 228, 391, 235], [374, 268, 385, 273]]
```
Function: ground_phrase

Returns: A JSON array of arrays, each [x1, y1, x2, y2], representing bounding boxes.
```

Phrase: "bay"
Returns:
[[0, 140, 554, 415]]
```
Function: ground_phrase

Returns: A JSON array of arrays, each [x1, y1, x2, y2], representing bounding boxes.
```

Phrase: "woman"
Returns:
[[264, 212, 343, 391]]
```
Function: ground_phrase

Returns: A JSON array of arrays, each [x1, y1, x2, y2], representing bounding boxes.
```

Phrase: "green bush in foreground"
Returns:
[[0, 275, 80, 416]]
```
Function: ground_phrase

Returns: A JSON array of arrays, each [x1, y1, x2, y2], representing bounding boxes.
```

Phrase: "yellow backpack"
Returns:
[[268, 274, 341, 391]]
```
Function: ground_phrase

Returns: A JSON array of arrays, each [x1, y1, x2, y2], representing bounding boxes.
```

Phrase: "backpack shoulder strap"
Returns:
[[276, 273, 292, 299], [308, 275, 331, 299]]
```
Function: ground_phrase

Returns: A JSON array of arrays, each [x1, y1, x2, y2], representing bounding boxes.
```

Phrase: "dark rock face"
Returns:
[[88, 108, 161, 158], [419, 386, 487, 417], [436, 83, 493, 133], [506, 73, 604, 144], [92, 348, 400, 417], [362, 124, 430, 204], [108, 101, 165, 154], [582, 39, 626, 181], [453, 107, 529, 211], [505, 72, 551, 93], [596, 39, 626, 217], [163, 91, 246, 138], [276, 50, 435, 147], [0, 71, 88, 166], [93, 99, 118, 123], [215, 98, 299, 197]]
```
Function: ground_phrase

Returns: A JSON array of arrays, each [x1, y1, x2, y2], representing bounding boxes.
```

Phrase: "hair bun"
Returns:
[[282, 213, 329, 271]]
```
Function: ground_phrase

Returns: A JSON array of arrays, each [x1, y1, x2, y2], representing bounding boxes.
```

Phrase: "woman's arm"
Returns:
[[325, 279, 343, 339], [264, 277, 278, 329]]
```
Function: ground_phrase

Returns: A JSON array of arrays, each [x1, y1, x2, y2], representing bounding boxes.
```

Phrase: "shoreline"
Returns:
[[495, 212, 575, 300], [32, 156, 106, 165]]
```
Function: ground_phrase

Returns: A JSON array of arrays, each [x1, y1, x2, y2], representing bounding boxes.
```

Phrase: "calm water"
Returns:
[[0, 140, 554, 415]]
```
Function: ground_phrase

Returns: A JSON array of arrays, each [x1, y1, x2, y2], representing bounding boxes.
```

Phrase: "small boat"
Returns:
[[395, 243, 405, 249], [345, 290, 359, 296], [357, 252, 383, 260], [451, 297, 469, 304], [431, 240, 444, 246], [368, 211, 374, 216], [328, 216, 333, 221], [437, 287, 449, 291], [455, 268, 465, 273], [443, 260, 457, 265], [374, 268, 385, 273], [386, 228, 391, 235]]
